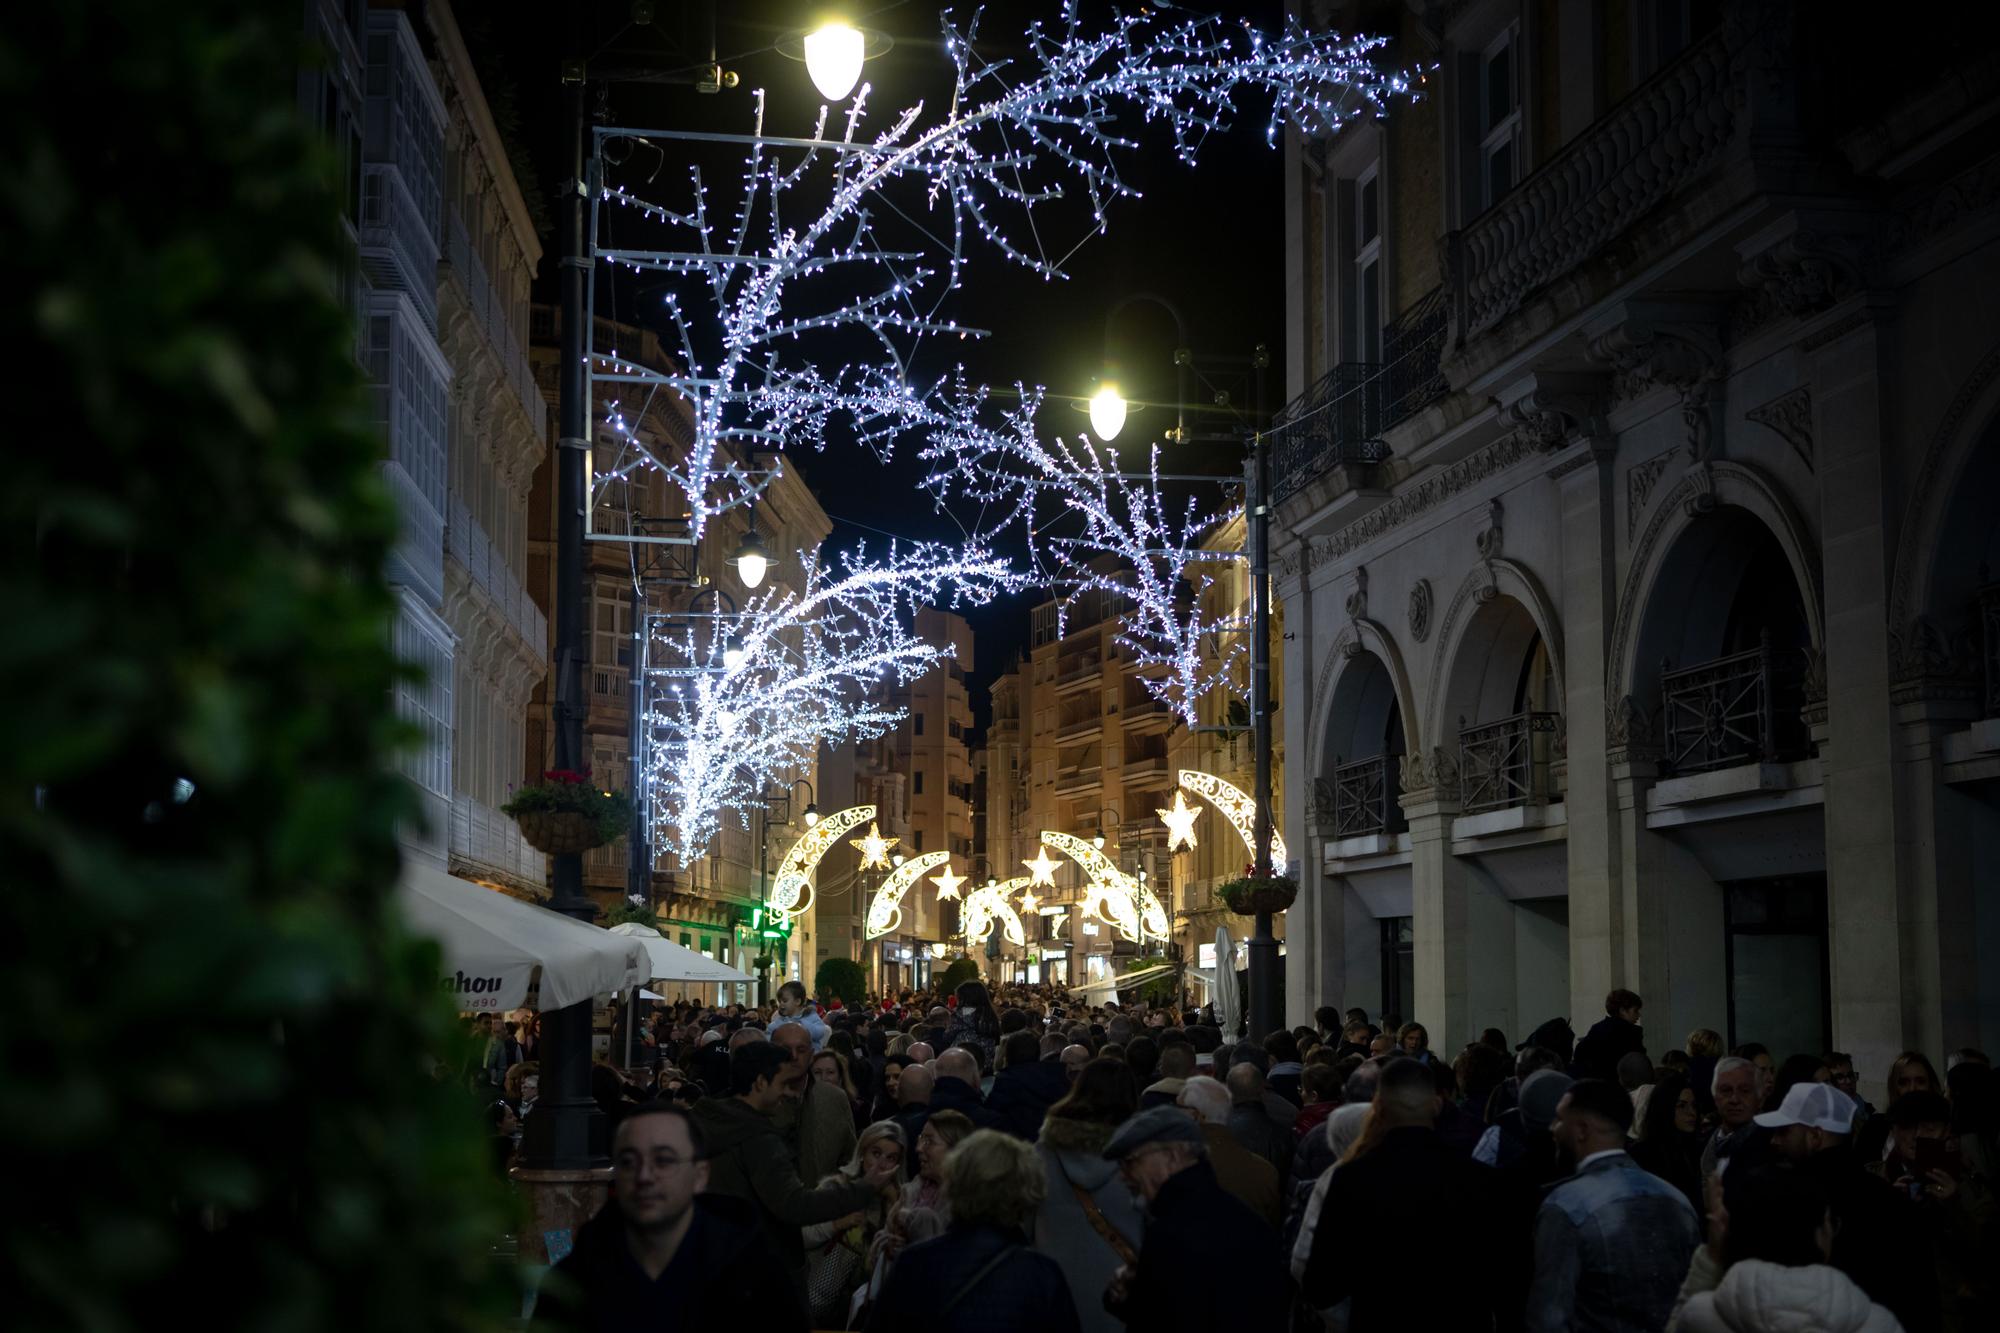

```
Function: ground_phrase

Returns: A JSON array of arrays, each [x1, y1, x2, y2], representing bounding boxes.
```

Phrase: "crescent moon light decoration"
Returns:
[[865, 850, 951, 940], [962, 876, 1029, 948], [770, 804, 875, 919], [1040, 831, 1169, 943], [1175, 770, 1288, 871]]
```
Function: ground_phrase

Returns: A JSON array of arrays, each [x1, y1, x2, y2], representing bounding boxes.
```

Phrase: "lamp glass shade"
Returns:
[[721, 636, 746, 670], [1088, 385, 1127, 441], [804, 23, 865, 101], [732, 528, 770, 589], [803, 804, 819, 827]]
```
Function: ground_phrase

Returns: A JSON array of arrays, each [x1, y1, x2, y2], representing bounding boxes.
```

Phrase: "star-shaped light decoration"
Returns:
[[1016, 888, 1041, 914], [1157, 790, 1200, 852], [930, 865, 966, 902], [850, 821, 898, 871], [1023, 846, 1062, 886]]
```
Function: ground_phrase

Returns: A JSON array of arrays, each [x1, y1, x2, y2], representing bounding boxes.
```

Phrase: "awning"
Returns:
[[607, 922, 755, 984], [396, 859, 648, 1012], [1070, 962, 1176, 998]]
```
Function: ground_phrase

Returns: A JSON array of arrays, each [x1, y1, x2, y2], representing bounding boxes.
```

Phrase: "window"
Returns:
[[912, 828, 924, 852], [1478, 28, 1522, 212], [1354, 165, 1383, 363], [913, 771, 925, 795], [1380, 916, 1414, 1025], [591, 581, 632, 668], [913, 713, 925, 736], [1725, 877, 1829, 1059]]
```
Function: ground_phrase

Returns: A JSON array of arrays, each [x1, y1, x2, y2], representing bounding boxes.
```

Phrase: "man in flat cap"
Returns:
[[1100, 1106, 1287, 1331]]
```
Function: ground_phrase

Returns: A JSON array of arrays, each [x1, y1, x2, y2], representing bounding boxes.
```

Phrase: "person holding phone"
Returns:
[[1864, 1088, 1992, 1330]]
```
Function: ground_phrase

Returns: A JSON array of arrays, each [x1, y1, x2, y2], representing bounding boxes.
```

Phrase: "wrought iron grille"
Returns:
[[1982, 583, 2000, 719], [1458, 711, 1560, 813], [1330, 753, 1401, 838], [1270, 287, 1448, 503], [1660, 636, 1790, 774]]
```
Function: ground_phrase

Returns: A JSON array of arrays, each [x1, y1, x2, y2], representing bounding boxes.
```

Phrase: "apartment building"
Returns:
[[302, 0, 548, 898], [1274, 0, 2000, 1087]]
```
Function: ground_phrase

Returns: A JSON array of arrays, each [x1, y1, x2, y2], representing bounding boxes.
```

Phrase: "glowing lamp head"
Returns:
[[1092, 832, 1107, 851], [721, 634, 747, 671], [803, 803, 819, 827], [732, 527, 770, 589], [804, 22, 865, 101], [1088, 385, 1127, 441]]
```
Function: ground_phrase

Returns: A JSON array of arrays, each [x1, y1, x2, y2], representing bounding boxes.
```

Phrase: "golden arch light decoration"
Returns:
[[866, 850, 950, 940], [1041, 831, 1169, 943], [1175, 770, 1288, 870], [963, 875, 1028, 948], [771, 803, 874, 919]]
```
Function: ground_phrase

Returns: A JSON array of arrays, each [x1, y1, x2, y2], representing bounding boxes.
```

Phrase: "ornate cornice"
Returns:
[[1745, 386, 1813, 470]]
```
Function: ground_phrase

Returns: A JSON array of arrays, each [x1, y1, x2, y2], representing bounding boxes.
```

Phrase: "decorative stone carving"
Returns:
[[1588, 316, 1723, 460], [1475, 499, 1504, 561], [1736, 231, 1863, 321], [1626, 450, 1675, 538], [1605, 695, 1657, 764], [1310, 776, 1338, 832], [1684, 460, 1719, 516], [1888, 615, 1979, 693], [1746, 386, 1813, 470], [1396, 750, 1427, 798], [1499, 373, 1607, 454], [1343, 565, 1369, 622], [1427, 746, 1461, 803], [1885, 150, 2000, 256], [1408, 579, 1433, 643]]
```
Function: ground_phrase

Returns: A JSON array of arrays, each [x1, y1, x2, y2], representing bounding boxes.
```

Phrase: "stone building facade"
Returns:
[[1275, 0, 2000, 1094]]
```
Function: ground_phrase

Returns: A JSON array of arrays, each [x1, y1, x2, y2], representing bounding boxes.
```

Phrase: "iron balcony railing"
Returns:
[[1272, 287, 1447, 503], [1329, 753, 1403, 839], [1459, 711, 1561, 813], [1981, 584, 2000, 719], [1661, 634, 1804, 775]]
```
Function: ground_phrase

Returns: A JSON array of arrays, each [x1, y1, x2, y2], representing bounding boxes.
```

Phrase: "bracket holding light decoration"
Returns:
[[1170, 770, 1289, 870], [1040, 831, 1170, 944], [770, 804, 876, 920], [962, 876, 1030, 948], [865, 850, 951, 941]]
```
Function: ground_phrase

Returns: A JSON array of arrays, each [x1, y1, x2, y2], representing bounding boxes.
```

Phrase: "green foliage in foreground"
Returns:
[[938, 957, 982, 996], [814, 956, 868, 1006], [1, 5, 512, 1327]]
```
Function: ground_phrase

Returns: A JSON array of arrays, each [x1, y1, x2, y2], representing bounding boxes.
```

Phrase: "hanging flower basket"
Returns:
[[1217, 871, 1298, 916], [502, 770, 632, 855]]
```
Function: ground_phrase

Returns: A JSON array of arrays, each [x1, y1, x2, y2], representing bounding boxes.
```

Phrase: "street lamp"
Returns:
[[1094, 805, 1120, 852], [803, 21, 866, 101], [1088, 384, 1128, 441], [730, 508, 769, 589]]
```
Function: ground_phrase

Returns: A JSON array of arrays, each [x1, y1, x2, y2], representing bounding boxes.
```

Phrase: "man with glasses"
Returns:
[[531, 1104, 800, 1331]]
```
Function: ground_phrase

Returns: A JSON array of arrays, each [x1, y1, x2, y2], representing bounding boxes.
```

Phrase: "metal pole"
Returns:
[[1246, 426, 1281, 1044], [520, 60, 606, 1173]]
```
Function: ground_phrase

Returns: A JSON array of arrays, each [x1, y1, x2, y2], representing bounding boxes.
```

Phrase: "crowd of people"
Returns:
[[514, 979, 1996, 1332]]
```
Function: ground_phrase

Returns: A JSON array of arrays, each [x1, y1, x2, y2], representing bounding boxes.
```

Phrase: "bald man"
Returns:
[[905, 1041, 935, 1065], [1060, 1044, 1091, 1081], [930, 1046, 1005, 1134]]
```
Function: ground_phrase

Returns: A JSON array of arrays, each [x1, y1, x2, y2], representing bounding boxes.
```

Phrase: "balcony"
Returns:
[[1122, 754, 1173, 787], [1054, 656, 1102, 692], [1323, 753, 1404, 838], [446, 495, 549, 657], [1057, 713, 1104, 743], [1055, 764, 1103, 796], [1272, 288, 1445, 503], [1660, 635, 1806, 776], [449, 793, 545, 888], [381, 460, 444, 604], [1458, 711, 1561, 814], [441, 213, 546, 439], [1122, 695, 1175, 731], [1447, 29, 1733, 341], [359, 165, 439, 329]]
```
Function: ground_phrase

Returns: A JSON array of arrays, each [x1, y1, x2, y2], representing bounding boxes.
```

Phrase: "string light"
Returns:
[[644, 542, 1023, 863]]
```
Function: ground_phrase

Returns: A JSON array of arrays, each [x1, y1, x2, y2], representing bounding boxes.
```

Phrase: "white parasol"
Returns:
[[395, 860, 647, 1012], [606, 922, 755, 984], [1215, 926, 1242, 1038]]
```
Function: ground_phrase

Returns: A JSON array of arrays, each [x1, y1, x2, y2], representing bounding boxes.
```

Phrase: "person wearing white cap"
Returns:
[[1755, 1080, 1939, 1333]]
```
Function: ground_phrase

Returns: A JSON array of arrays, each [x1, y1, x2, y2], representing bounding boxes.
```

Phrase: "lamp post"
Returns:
[[1244, 346, 1279, 1044]]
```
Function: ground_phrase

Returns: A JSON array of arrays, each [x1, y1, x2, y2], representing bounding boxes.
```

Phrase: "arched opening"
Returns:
[[1321, 650, 1407, 837], [1443, 595, 1559, 812], [1632, 507, 1813, 774], [1922, 420, 2000, 720]]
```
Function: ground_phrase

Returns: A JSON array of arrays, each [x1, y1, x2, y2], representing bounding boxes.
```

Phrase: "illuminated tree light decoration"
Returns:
[[1156, 789, 1201, 852], [865, 850, 951, 940], [849, 821, 899, 872], [589, 6, 1420, 537], [1040, 831, 1169, 943], [770, 804, 876, 919], [1176, 769, 1289, 872], [963, 876, 1030, 949], [644, 542, 1021, 863]]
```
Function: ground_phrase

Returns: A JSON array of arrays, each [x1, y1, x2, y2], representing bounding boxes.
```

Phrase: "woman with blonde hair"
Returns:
[[870, 1109, 974, 1274], [802, 1121, 905, 1325]]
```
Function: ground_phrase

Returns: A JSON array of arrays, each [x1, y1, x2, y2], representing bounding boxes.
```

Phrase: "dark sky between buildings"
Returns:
[[490, 0, 1289, 737]]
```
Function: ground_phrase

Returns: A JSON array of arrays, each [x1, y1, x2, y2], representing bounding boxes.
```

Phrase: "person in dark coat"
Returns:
[[866, 1130, 1081, 1333], [1301, 1058, 1514, 1331], [1518, 1016, 1577, 1069], [1627, 1070, 1703, 1215], [1570, 989, 1647, 1084], [928, 1048, 1009, 1133], [988, 1031, 1072, 1140], [532, 1104, 805, 1333], [1103, 1106, 1289, 1333]]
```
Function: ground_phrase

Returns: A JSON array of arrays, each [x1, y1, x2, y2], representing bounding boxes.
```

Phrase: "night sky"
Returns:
[[493, 1, 1289, 732]]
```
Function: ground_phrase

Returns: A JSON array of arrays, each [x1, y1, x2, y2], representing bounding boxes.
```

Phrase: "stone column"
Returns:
[[1279, 554, 1323, 1029], [1810, 310, 1911, 1100], [1609, 751, 1728, 1048], [1892, 707, 1991, 1060], [1401, 752, 1510, 1050]]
